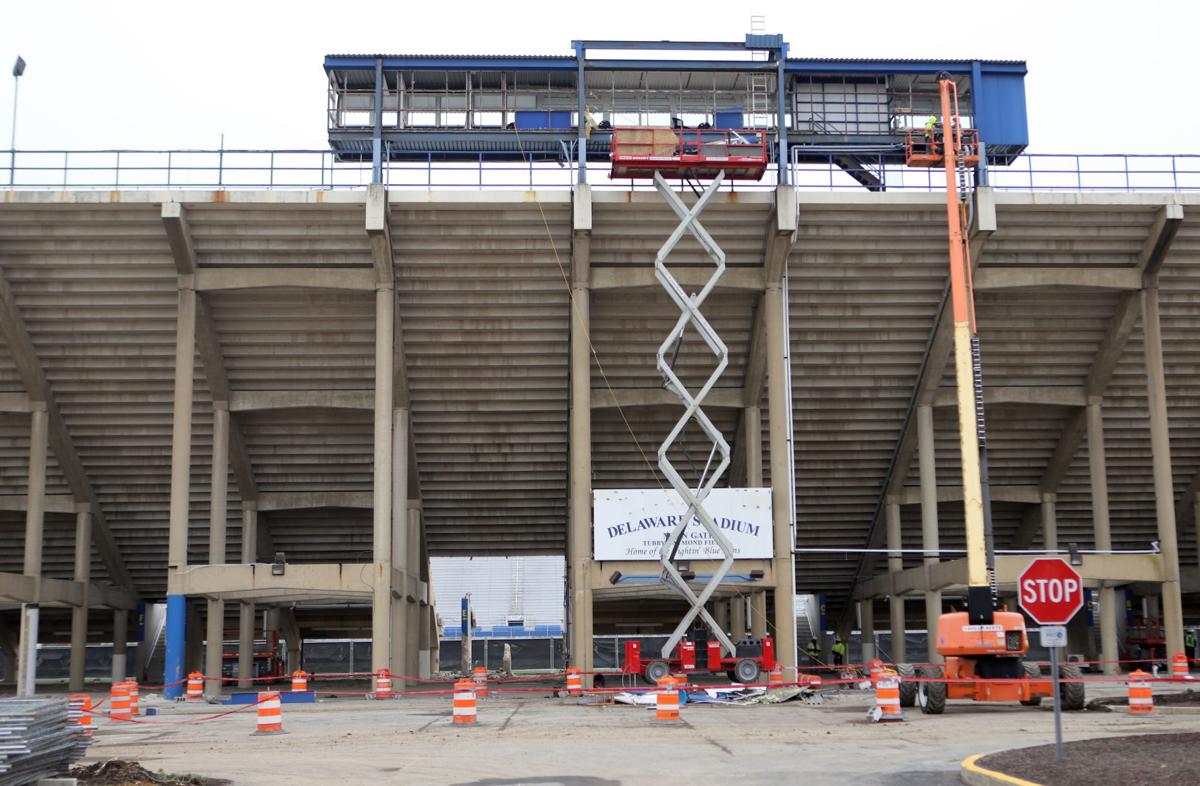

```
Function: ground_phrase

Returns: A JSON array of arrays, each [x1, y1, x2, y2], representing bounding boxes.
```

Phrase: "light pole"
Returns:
[[10, 55, 25, 187]]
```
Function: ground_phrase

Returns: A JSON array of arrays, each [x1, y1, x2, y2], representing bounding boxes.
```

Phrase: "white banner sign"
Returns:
[[593, 488, 773, 561]]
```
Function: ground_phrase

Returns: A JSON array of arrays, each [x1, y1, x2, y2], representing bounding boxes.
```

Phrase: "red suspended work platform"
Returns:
[[904, 127, 981, 168], [609, 127, 769, 180]]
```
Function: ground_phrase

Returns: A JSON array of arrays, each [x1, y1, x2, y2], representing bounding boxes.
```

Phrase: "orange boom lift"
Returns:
[[900, 76, 1084, 713]]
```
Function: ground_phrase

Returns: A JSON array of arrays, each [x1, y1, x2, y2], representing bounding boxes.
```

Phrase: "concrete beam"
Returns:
[[857, 553, 1164, 599], [229, 389, 374, 413], [0, 572, 138, 611], [590, 266, 764, 292], [256, 491, 372, 512], [930, 386, 1086, 409], [0, 494, 77, 514], [0, 266, 131, 588], [0, 392, 32, 413], [167, 562, 382, 603], [890, 484, 1042, 506], [195, 267, 376, 292], [741, 188, 799, 411], [974, 267, 1142, 292], [366, 184, 395, 286], [590, 387, 745, 410]]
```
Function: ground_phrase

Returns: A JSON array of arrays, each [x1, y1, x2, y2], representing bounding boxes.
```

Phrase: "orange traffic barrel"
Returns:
[[374, 668, 393, 699], [254, 691, 284, 734], [655, 675, 680, 722], [769, 667, 783, 688], [473, 665, 489, 698], [871, 670, 904, 722], [110, 682, 131, 721], [565, 666, 582, 696], [1171, 652, 1191, 680], [1128, 669, 1153, 715], [291, 670, 308, 692], [868, 658, 884, 686], [69, 693, 93, 735], [186, 672, 204, 701], [452, 678, 478, 725], [127, 680, 140, 715]]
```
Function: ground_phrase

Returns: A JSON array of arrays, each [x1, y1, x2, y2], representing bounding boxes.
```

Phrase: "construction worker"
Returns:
[[1186, 629, 1197, 668], [923, 114, 939, 139], [806, 638, 821, 666], [832, 638, 847, 667]]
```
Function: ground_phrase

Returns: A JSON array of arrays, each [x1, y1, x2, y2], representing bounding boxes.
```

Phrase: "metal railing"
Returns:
[[5, 148, 1200, 193]]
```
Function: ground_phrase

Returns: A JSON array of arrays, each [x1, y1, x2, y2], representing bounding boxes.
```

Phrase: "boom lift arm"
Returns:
[[935, 75, 998, 625]]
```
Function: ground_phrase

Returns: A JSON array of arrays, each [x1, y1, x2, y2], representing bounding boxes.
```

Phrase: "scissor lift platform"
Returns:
[[610, 127, 769, 180]]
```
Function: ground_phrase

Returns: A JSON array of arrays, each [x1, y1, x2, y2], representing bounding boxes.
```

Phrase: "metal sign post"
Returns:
[[1040, 625, 1067, 762]]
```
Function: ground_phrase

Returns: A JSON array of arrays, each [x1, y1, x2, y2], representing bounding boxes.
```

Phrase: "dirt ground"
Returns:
[[980, 732, 1200, 786], [46, 678, 1198, 786]]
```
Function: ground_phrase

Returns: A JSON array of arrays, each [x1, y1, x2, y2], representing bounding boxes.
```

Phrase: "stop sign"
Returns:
[[1018, 558, 1083, 625]]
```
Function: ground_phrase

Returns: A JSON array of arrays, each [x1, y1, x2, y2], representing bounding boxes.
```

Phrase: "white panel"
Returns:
[[593, 488, 773, 561], [431, 556, 565, 629]]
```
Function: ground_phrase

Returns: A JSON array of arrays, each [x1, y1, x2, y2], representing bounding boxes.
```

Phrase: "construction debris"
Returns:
[[0, 697, 91, 786]]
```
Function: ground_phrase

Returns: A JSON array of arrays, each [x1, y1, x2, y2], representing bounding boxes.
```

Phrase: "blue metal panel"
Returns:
[[163, 594, 186, 700], [515, 111, 572, 130], [714, 110, 743, 129], [975, 71, 1029, 148]]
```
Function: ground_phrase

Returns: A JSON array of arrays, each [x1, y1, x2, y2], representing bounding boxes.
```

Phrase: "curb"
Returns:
[[960, 754, 1044, 786]]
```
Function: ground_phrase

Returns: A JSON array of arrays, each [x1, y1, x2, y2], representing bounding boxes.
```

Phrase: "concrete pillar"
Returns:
[[1086, 400, 1120, 675], [860, 599, 876, 661], [69, 506, 92, 691], [406, 502, 421, 681], [371, 285, 395, 675], [164, 286, 196, 699], [567, 206, 594, 683], [730, 594, 747, 639], [714, 600, 730, 635], [1194, 496, 1200, 571], [917, 404, 942, 663], [744, 405, 762, 486], [111, 609, 128, 683], [1040, 493, 1058, 551], [16, 605, 38, 697], [419, 587, 433, 678], [238, 502, 257, 689], [750, 591, 767, 641], [205, 406, 229, 697], [886, 501, 907, 663], [389, 408, 409, 684], [1142, 288, 1185, 658], [17, 404, 48, 697], [764, 283, 798, 680]]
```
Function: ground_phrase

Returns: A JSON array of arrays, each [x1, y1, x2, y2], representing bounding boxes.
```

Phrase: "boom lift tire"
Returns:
[[733, 658, 761, 684], [1019, 661, 1043, 706], [644, 660, 671, 686], [918, 665, 947, 715], [896, 663, 917, 707], [1059, 662, 1085, 711]]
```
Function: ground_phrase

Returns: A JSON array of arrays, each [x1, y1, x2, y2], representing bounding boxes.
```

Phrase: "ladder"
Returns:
[[748, 15, 771, 128]]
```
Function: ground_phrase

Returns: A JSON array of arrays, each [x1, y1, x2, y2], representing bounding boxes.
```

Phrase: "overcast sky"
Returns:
[[2, 0, 1196, 155]]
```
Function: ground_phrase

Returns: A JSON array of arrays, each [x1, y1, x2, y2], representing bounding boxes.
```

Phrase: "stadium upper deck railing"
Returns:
[[4, 148, 1200, 192]]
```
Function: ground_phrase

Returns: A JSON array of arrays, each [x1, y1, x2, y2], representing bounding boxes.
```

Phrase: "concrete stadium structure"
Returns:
[[1, 178, 1199, 694]]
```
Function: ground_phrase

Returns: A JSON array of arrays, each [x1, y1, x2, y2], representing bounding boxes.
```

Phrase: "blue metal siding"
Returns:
[[976, 71, 1029, 148]]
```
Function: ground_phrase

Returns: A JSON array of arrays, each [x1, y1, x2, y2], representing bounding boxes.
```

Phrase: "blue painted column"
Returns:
[[164, 595, 186, 698], [163, 276, 197, 700]]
